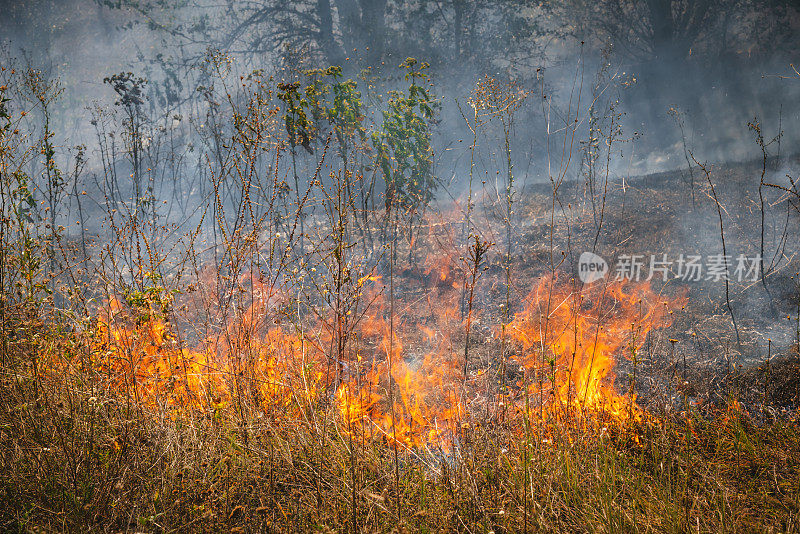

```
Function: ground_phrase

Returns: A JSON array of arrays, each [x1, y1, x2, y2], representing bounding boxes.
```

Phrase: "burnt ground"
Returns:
[[393, 156, 800, 419], [512, 156, 800, 416]]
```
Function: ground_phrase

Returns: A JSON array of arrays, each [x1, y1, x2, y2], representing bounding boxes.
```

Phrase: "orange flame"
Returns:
[[505, 275, 685, 425], [87, 269, 682, 448]]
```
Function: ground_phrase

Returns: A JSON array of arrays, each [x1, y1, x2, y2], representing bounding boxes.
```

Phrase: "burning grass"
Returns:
[[2, 340, 799, 532], [78, 268, 683, 452], [2, 180, 799, 531], [2, 57, 799, 531], [2, 257, 799, 532]]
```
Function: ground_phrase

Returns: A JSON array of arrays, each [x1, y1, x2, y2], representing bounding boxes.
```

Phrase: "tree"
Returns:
[[96, 0, 388, 69], [563, 0, 799, 64], [98, 0, 550, 78], [392, 0, 550, 73]]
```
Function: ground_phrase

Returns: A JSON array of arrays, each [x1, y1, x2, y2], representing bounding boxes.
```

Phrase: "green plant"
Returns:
[[373, 58, 438, 215]]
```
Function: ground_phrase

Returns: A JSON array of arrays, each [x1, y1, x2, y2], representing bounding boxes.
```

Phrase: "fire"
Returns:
[[85, 268, 682, 448], [90, 295, 326, 417], [335, 292, 466, 449], [91, 298, 226, 410], [505, 276, 685, 425]]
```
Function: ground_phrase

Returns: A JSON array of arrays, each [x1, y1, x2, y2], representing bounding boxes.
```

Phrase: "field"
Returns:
[[1, 52, 800, 533]]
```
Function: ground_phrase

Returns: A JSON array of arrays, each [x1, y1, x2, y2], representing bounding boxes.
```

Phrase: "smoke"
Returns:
[[2, 1, 798, 179], [2, 0, 799, 355]]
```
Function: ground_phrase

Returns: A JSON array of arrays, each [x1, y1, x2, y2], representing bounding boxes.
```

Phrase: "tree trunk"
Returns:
[[359, 0, 388, 66], [318, 0, 346, 65]]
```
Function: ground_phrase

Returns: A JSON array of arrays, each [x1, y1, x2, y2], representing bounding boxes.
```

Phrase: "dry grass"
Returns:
[[2, 57, 800, 534], [1, 299, 799, 534]]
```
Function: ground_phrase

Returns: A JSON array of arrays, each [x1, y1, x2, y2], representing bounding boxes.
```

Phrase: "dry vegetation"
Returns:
[[1, 52, 799, 533]]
